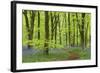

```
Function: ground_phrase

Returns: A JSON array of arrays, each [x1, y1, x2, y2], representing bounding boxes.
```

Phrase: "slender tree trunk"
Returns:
[[50, 12, 54, 41], [28, 11, 35, 48], [51, 13, 58, 48], [64, 13, 67, 46], [77, 15, 78, 47], [44, 11, 49, 55], [55, 23, 57, 46], [54, 13, 58, 46], [68, 13, 70, 47], [81, 13, 85, 49], [58, 14, 62, 44], [38, 11, 40, 40], [76, 13, 79, 47], [73, 14, 75, 46], [85, 15, 89, 48]]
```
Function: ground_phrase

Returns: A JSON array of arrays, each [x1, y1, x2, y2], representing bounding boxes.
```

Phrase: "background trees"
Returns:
[[23, 10, 36, 48], [22, 10, 91, 54]]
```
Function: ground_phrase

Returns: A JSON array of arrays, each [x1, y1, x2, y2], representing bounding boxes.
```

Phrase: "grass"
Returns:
[[22, 48, 91, 63]]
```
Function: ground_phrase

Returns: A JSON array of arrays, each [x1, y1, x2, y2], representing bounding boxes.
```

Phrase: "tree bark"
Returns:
[[76, 13, 79, 47], [76, 13, 81, 47], [79, 13, 85, 49], [28, 11, 35, 48], [38, 11, 40, 40], [64, 13, 67, 46], [50, 12, 53, 41], [73, 14, 75, 46], [68, 13, 70, 47], [44, 11, 49, 55], [58, 14, 62, 44], [54, 13, 58, 46]]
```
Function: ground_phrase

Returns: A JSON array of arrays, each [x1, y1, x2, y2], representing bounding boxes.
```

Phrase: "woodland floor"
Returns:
[[22, 46, 91, 63]]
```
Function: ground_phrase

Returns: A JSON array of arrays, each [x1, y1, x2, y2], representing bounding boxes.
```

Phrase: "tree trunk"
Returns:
[[28, 11, 35, 48], [54, 13, 58, 46], [85, 14, 89, 48], [38, 11, 40, 40], [44, 11, 49, 55], [73, 14, 75, 46], [76, 14, 79, 47], [64, 13, 67, 46], [68, 13, 70, 47], [81, 13, 85, 49], [23, 10, 35, 49], [76, 13, 80, 47], [50, 12, 55, 42], [58, 14, 62, 44]]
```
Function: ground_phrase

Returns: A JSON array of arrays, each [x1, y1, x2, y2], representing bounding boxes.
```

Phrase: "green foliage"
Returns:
[[22, 10, 91, 62], [22, 10, 91, 49]]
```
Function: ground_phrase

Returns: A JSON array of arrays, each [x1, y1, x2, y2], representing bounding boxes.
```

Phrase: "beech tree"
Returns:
[[22, 10, 91, 53], [44, 11, 49, 55], [23, 10, 36, 48]]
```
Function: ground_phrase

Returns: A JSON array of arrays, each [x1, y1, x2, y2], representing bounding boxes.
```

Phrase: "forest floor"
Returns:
[[22, 46, 91, 63]]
